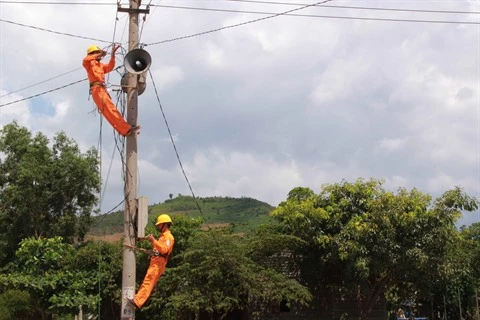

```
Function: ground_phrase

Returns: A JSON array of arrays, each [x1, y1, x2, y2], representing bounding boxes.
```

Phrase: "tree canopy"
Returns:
[[0, 121, 100, 266], [272, 178, 479, 319]]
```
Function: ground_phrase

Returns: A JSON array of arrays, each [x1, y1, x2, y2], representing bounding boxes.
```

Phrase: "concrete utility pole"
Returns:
[[118, 0, 149, 319]]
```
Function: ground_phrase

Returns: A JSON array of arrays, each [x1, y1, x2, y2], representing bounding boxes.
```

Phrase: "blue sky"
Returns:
[[0, 0, 479, 226]]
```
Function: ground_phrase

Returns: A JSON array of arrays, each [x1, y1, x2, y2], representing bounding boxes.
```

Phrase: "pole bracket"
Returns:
[[117, 4, 150, 14]]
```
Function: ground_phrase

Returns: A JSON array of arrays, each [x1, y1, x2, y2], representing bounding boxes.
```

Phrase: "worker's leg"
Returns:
[[91, 87, 132, 136], [134, 264, 164, 308]]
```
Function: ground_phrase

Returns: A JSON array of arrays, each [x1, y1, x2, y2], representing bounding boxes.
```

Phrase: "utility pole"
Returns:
[[118, 0, 149, 319]]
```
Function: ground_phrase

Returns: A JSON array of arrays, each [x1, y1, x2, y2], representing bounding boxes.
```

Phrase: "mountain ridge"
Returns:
[[88, 195, 276, 236]]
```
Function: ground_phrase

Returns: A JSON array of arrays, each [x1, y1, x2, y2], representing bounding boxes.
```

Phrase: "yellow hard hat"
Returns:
[[87, 45, 101, 54], [155, 214, 172, 225]]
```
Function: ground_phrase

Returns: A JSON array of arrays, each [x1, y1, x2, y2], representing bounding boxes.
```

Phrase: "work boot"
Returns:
[[126, 125, 141, 136], [125, 297, 139, 310]]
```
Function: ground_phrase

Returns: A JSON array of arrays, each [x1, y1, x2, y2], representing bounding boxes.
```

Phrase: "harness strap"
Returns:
[[90, 81, 106, 88]]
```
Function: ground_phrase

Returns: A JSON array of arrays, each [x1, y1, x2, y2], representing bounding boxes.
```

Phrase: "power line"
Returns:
[[0, 78, 87, 108], [2, 0, 478, 15], [139, 0, 163, 42], [0, 0, 116, 4], [2, 2, 477, 51], [148, 68, 201, 211], [0, 18, 111, 43], [0, 67, 83, 98], [146, 0, 335, 46], [220, 0, 480, 15], [148, 68, 215, 231], [146, 4, 480, 26]]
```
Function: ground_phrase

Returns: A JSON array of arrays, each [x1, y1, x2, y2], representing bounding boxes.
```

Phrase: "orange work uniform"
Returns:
[[134, 230, 174, 308], [82, 53, 132, 136]]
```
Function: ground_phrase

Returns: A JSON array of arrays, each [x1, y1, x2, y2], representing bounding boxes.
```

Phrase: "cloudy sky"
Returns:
[[0, 0, 479, 226]]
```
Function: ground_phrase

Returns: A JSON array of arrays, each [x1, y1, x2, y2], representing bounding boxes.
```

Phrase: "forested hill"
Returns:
[[88, 195, 275, 236]]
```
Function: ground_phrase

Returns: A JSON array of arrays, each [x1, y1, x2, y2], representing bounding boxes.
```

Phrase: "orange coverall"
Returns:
[[82, 53, 132, 136], [134, 230, 174, 308]]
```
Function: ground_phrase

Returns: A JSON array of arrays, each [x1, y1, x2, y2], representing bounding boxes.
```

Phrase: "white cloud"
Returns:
[[181, 149, 303, 205], [0, 92, 31, 126], [427, 173, 479, 195], [310, 54, 374, 106], [204, 42, 226, 68], [375, 137, 409, 153], [150, 65, 184, 92]]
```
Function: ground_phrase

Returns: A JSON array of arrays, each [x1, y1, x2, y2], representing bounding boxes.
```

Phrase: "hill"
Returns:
[[88, 195, 275, 237]]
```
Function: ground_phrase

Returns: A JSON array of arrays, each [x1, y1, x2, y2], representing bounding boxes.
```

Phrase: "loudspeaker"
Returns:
[[124, 49, 151, 75]]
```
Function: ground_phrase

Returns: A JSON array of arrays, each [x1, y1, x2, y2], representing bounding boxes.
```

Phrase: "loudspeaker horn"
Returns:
[[124, 49, 151, 75]]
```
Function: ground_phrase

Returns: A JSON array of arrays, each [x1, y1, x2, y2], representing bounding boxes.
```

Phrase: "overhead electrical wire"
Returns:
[[1, 1, 477, 48], [97, 11, 134, 219], [0, 67, 83, 98], [148, 68, 215, 231], [0, 78, 87, 108], [221, 0, 480, 15], [2, 0, 475, 99], [97, 8, 122, 220], [0, 0, 115, 4], [145, 5, 479, 47], [1, 0, 478, 15], [146, 4, 480, 26], [0, 18, 111, 43], [139, 0, 163, 42], [146, 0, 334, 46]]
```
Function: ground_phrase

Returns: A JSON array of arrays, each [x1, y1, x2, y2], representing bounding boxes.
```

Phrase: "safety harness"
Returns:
[[89, 81, 106, 88]]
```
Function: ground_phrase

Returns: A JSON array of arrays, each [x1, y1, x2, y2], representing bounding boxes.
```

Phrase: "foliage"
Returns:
[[145, 230, 311, 320], [0, 237, 124, 319], [0, 289, 38, 320], [0, 121, 100, 266], [434, 222, 480, 319], [0, 237, 97, 318], [271, 178, 479, 319]]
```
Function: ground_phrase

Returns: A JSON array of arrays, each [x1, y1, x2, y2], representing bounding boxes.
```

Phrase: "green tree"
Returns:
[[432, 222, 480, 319], [272, 179, 479, 319], [0, 237, 124, 319], [137, 228, 311, 320], [0, 237, 99, 319], [0, 121, 100, 266], [461, 222, 480, 287], [0, 289, 37, 320], [74, 240, 123, 319]]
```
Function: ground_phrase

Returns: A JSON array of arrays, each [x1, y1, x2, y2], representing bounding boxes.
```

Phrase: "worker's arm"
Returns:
[[103, 44, 120, 73], [82, 52, 103, 68]]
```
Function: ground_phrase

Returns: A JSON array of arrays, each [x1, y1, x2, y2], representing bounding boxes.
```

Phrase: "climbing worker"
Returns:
[[82, 44, 140, 136], [126, 214, 174, 310]]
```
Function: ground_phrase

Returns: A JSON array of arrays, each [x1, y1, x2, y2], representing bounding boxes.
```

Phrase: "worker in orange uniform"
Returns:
[[127, 214, 175, 309], [82, 44, 140, 136]]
